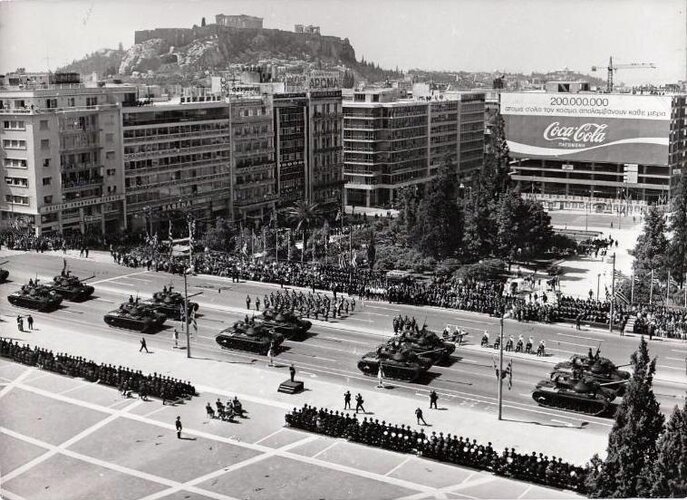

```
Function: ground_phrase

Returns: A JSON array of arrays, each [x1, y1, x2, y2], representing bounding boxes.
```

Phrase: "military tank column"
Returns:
[[258, 308, 312, 340], [531, 348, 629, 417], [358, 342, 434, 382], [144, 285, 199, 321], [215, 317, 284, 355], [103, 297, 167, 333], [48, 270, 95, 302], [8, 279, 63, 312]]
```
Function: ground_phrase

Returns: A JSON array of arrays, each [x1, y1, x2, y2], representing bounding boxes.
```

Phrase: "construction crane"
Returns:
[[591, 56, 656, 92]]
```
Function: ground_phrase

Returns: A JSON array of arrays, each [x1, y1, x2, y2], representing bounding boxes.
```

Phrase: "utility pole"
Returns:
[[609, 252, 616, 333], [184, 268, 191, 358], [497, 311, 505, 421]]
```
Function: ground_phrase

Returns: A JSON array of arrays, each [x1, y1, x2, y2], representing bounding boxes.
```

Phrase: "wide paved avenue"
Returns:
[[2, 250, 686, 443]]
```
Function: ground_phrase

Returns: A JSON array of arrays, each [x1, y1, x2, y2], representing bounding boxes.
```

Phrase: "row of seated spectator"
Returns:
[[632, 304, 687, 340], [285, 405, 587, 493], [0, 339, 197, 403]]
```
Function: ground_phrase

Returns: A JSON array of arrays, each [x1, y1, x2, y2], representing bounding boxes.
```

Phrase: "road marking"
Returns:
[[671, 349, 687, 354], [125, 277, 151, 283], [92, 298, 115, 304], [0, 488, 25, 500], [384, 456, 414, 476], [665, 357, 685, 362], [311, 440, 339, 459], [658, 365, 685, 371], [366, 305, 400, 312], [517, 485, 534, 499], [552, 339, 595, 349], [347, 317, 374, 323], [0, 367, 34, 400], [556, 332, 604, 342], [1, 399, 142, 483], [253, 427, 285, 445], [141, 404, 172, 418], [1, 426, 237, 500], [90, 270, 150, 285]]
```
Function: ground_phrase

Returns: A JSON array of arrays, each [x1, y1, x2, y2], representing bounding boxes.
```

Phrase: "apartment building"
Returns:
[[229, 94, 277, 221], [0, 80, 133, 235], [121, 96, 232, 232], [342, 88, 485, 208], [273, 89, 343, 212]]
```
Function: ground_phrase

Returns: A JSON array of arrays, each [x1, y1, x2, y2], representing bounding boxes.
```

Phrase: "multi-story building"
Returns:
[[502, 88, 687, 211], [229, 94, 277, 221], [342, 88, 485, 208], [273, 89, 343, 211], [121, 95, 232, 231], [0, 79, 133, 235]]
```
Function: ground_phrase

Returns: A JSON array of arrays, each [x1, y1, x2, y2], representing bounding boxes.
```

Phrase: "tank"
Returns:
[[553, 355, 630, 394], [144, 286, 199, 320], [357, 344, 434, 382], [259, 308, 312, 340], [103, 302, 167, 333], [390, 328, 455, 365], [8, 281, 63, 312], [532, 375, 621, 417], [49, 272, 95, 301], [0, 261, 9, 283], [215, 321, 284, 355]]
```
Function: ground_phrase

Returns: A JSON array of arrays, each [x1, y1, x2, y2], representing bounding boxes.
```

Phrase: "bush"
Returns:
[[454, 259, 507, 281]]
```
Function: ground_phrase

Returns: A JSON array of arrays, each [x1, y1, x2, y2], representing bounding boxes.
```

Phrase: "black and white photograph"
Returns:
[[0, 0, 686, 498]]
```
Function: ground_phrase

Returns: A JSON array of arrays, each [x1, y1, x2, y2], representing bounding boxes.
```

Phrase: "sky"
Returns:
[[0, 0, 685, 84]]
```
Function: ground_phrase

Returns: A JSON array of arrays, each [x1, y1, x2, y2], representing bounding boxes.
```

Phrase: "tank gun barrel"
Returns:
[[81, 275, 97, 281], [0, 260, 9, 266], [598, 379, 628, 387]]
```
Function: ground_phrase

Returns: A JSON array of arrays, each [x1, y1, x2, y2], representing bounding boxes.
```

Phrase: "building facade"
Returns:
[[0, 83, 134, 235], [502, 90, 687, 211], [121, 96, 233, 232], [273, 89, 343, 211], [229, 94, 277, 222], [342, 89, 485, 208]]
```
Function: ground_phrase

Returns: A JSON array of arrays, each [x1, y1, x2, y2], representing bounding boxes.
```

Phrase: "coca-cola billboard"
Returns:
[[501, 92, 672, 165]]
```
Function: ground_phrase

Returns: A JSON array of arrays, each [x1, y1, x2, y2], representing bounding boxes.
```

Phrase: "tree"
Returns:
[[286, 200, 322, 264], [646, 402, 687, 497], [632, 205, 668, 279], [412, 163, 462, 259], [367, 232, 376, 270], [585, 337, 665, 498], [201, 17, 206, 27], [118, 41, 124, 52], [201, 217, 234, 252], [668, 173, 687, 286]]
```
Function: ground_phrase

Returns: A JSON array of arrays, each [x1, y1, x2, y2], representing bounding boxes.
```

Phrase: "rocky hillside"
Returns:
[[60, 48, 126, 78]]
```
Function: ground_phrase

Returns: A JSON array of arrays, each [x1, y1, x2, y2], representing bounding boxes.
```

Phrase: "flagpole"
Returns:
[[609, 252, 616, 333], [274, 209, 279, 263], [184, 268, 191, 359]]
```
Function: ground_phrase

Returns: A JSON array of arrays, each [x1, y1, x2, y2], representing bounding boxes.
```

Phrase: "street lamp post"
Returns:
[[497, 311, 505, 420], [184, 268, 191, 359], [597, 273, 601, 301]]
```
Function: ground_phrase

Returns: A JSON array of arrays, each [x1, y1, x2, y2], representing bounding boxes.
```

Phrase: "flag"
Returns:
[[351, 250, 357, 267], [492, 357, 499, 380], [242, 242, 248, 255], [507, 359, 513, 390], [191, 308, 197, 332], [615, 290, 630, 305], [168, 220, 173, 244], [670, 276, 679, 287]]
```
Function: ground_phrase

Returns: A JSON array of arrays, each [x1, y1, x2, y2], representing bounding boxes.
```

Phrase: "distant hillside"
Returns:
[[58, 24, 401, 84]]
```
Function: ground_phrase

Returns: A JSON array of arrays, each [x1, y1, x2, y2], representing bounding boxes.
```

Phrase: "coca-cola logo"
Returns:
[[543, 122, 608, 144]]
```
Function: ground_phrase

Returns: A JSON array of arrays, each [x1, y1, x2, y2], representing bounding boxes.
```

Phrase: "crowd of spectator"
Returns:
[[0, 338, 197, 403], [285, 404, 587, 493], [632, 305, 687, 340]]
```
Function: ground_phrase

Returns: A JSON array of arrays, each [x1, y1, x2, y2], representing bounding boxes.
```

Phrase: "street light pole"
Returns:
[[184, 268, 191, 358], [497, 312, 504, 421], [597, 273, 601, 301], [609, 252, 616, 333]]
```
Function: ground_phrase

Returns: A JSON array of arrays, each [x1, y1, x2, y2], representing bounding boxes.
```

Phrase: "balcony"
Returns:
[[61, 176, 104, 191]]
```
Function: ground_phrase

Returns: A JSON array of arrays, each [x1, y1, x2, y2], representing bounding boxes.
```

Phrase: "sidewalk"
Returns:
[[6, 321, 608, 466]]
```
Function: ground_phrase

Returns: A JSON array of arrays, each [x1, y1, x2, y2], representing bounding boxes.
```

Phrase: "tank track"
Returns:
[[532, 390, 612, 417]]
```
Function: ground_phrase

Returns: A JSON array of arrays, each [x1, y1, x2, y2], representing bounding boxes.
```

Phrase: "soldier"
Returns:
[[246, 295, 251, 310], [415, 407, 428, 426], [255, 297, 260, 311], [289, 363, 296, 382], [355, 393, 365, 413], [429, 390, 438, 409], [16, 315, 23, 332], [26, 315, 33, 330], [344, 390, 352, 410], [175, 416, 183, 439], [139, 337, 149, 353]]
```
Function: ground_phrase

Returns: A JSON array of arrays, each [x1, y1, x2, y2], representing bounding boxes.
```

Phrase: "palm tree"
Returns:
[[286, 201, 322, 263]]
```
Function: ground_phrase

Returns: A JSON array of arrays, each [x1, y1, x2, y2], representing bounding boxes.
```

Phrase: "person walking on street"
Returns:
[[139, 337, 149, 353], [175, 416, 183, 439], [255, 297, 260, 311], [355, 393, 365, 413], [246, 295, 251, 310], [429, 390, 438, 409], [16, 315, 23, 332], [416, 407, 428, 426], [289, 363, 296, 382], [173, 329, 179, 349], [377, 365, 384, 388], [26, 315, 34, 330], [344, 390, 352, 410]]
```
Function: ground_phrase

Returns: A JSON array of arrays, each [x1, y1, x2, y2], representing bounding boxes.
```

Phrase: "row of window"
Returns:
[[2, 120, 25, 130], [5, 195, 29, 205]]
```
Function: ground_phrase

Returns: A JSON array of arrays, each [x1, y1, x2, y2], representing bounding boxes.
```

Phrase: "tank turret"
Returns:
[[531, 374, 622, 417], [8, 281, 63, 311], [357, 343, 433, 382], [103, 302, 166, 333], [145, 286, 199, 320], [215, 321, 283, 354], [552, 354, 630, 394], [259, 308, 312, 340], [49, 272, 95, 301]]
